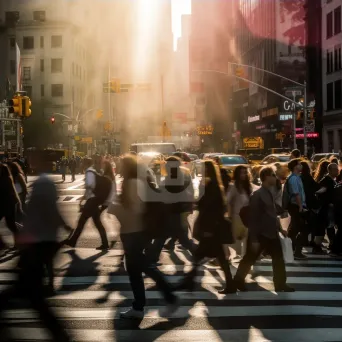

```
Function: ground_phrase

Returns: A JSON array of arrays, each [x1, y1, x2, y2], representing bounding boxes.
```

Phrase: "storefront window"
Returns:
[[328, 131, 334, 152]]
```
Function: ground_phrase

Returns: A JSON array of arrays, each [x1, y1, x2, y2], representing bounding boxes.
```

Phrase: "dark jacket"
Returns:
[[248, 186, 280, 242], [301, 174, 320, 210], [0, 175, 20, 210]]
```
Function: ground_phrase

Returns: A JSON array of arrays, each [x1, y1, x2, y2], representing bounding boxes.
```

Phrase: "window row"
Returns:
[[21, 84, 64, 98], [10, 35, 62, 50], [326, 79, 342, 111], [10, 59, 64, 77], [326, 44, 342, 73], [327, 6, 341, 39], [5, 10, 46, 23]]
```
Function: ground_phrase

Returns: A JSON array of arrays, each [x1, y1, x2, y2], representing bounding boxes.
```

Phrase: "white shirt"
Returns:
[[85, 167, 96, 200]]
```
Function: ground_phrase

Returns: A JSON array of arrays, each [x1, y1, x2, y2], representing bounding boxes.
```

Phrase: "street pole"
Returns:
[[161, 75, 165, 142], [292, 91, 297, 150], [303, 81, 308, 156]]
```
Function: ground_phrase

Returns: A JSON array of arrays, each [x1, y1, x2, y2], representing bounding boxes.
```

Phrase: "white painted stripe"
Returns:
[[52, 290, 342, 302], [66, 181, 84, 190], [3, 305, 342, 320], [2, 273, 342, 286], [6, 328, 342, 342]]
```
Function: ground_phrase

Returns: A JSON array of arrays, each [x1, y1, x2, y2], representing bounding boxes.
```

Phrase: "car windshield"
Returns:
[[278, 155, 290, 162], [220, 156, 248, 165], [139, 153, 160, 164]]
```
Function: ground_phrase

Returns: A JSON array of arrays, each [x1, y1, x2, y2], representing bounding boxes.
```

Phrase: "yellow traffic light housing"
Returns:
[[235, 67, 244, 78], [9, 96, 22, 116], [22, 96, 32, 117], [110, 79, 121, 93]]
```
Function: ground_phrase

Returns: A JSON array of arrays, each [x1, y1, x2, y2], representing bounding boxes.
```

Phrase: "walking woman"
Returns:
[[8, 161, 27, 215], [227, 165, 253, 257], [314, 160, 330, 183], [177, 160, 236, 294], [111, 155, 178, 319], [300, 161, 322, 253], [0, 164, 20, 250]]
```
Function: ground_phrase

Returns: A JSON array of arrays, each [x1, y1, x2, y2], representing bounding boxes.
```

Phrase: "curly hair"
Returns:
[[233, 165, 252, 196]]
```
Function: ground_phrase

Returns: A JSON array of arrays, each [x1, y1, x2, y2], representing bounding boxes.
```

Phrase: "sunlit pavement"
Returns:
[[2, 176, 342, 341]]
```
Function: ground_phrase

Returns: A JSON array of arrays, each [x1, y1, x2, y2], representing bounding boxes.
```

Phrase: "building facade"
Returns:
[[321, 0, 342, 152]]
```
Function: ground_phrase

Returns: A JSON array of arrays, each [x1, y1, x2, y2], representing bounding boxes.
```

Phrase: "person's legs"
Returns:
[[215, 243, 235, 293], [288, 204, 307, 256], [91, 205, 109, 249]]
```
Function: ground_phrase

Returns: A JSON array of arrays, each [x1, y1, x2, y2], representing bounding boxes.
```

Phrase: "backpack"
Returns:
[[87, 170, 112, 204], [282, 174, 295, 211]]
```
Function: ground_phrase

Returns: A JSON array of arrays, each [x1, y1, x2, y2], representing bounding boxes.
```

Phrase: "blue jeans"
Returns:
[[145, 213, 195, 264], [120, 231, 176, 311]]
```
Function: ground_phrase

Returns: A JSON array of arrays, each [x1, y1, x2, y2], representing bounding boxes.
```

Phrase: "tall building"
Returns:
[[0, 0, 106, 152], [234, 0, 313, 153], [190, 0, 236, 152], [321, 0, 342, 152]]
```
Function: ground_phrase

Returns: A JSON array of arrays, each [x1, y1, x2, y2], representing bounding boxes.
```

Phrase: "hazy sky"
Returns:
[[172, 0, 191, 50]]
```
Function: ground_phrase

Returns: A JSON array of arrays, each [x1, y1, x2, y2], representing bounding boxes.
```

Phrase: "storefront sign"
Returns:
[[256, 124, 266, 130], [296, 132, 319, 139], [279, 113, 294, 121], [247, 115, 260, 123], [243, 137, 264, 149], [261, 107, 278, 118], [197, 125, 213, 135]]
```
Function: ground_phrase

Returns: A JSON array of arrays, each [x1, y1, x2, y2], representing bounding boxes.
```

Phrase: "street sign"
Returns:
[[243, 137, 264, 149], [304, 120, 315, 133]]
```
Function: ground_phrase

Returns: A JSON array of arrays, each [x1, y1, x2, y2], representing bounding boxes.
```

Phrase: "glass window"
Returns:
[[327, 50, 334, 73], [51, 35, 62, 48], [219, 156, 248, 165], [51, 58, 63, 73], [40, 36, 44, 48], [23, 85, 32, 97], [41, 84, 44, 97], [23, 67, 31, 81], [328, 131, 334, 152], [9, 37, 15, 49], [40, 59, 44, 72], [335, 80, 342, 109], [51, 84, 63, 97], [334, 6, 341, 35], [10, 60, 15, 75], [23, 36, 34, 49], [5, 11, 19, 24], [33, 11, 45, 21], [327, 82, 334, 110], [278, 156, 291, 162], [335, 44, 342, 71], [327, 11, 333, 39]]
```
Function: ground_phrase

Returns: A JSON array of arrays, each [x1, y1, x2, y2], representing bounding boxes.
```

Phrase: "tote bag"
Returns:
[[279, 234, 294, 264]]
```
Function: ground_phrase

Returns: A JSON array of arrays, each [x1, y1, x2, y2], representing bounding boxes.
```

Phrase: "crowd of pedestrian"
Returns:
[[1, 148, 342, 340]]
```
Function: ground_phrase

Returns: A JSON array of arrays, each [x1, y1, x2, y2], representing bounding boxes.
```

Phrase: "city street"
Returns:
[[0, 176, 342, 341]]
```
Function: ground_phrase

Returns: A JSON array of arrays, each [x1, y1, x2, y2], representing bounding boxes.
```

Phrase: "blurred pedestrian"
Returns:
[[314, 160, 330, 183], [69, 155, 77, 182], [0, 174, 71, 341], [102, 160, 117, 212], [177, 160, 236, 294], [0, 164, 21, 250], [60, 156, 68, 182], [8, 161, 27, 216], [290, 149, 301, 160]]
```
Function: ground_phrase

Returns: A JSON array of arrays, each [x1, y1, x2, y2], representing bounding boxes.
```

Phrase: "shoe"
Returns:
[[312, 246, 326, 255], [120, 307, 144, 319], [96, 245, 109, 251], [294, 252, 307, 260], [234, 279, 248, 292], [275, 284, 295, 292], [160, 297, 180, 317], [218, 286, 237, 294]]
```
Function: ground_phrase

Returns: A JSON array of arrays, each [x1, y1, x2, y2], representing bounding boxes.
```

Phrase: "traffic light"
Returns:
[[22, 96, 32, 117], [9, 95, 22, 116], [96, 109, 103, 119], [110, 79, 120, 93], [51, 116, 55, 124]]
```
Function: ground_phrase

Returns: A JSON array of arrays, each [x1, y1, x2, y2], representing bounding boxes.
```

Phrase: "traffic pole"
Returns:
[[292, 91, 297, 150]]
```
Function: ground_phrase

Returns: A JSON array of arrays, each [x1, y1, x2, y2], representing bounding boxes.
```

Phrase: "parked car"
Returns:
[[260, 154, 291, 165], [216, 154, 249, 177], [311, 153, 339, 171]]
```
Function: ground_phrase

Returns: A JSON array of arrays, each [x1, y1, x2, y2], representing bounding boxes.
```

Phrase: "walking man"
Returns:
[[234, 166, 294, 293], [66, 156, 110, 250], [69, 156, 77, 182]]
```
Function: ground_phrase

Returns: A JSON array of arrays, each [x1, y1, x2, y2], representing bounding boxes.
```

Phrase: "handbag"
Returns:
[[279, 234, 294, 263], [233, 214, 248, 241]]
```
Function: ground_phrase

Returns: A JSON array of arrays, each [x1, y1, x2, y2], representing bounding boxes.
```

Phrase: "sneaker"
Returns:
[[120, 307, 144, 319], [311, 246, 326, 255], [294, 252, 307, 260], [160, 297, 180, 317], [218, 286, 237, 294], [275, 284, 295, 293], [234, 279, 248, 292]]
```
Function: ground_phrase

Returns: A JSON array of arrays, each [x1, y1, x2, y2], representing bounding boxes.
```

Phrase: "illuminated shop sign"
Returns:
[[296, 133, 319, 139], [197, 125, 213, 135], [279, 114, 294, 121], [247, 115, 260, 123]]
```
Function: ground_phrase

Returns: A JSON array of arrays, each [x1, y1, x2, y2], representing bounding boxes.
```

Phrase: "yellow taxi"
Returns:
[[215, 154, 250, 177]]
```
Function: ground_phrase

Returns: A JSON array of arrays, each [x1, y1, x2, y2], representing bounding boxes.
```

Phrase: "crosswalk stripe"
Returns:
[[7, 328, 342, 342], [3, 305, 342, 320]]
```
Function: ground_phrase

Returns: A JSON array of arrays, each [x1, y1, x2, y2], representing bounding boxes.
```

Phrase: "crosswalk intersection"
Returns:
[[1, 246, 342, 341]]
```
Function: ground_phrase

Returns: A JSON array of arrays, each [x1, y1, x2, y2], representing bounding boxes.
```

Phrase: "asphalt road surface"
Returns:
[[1, 175, 342, 341]]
